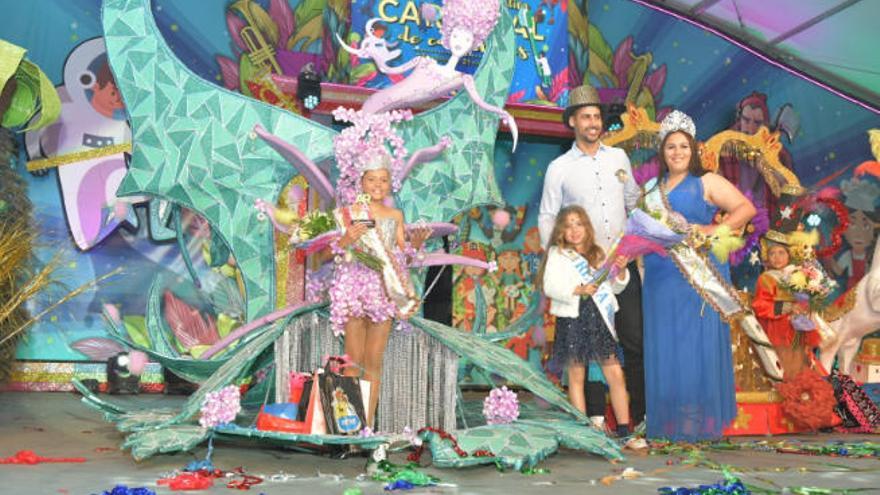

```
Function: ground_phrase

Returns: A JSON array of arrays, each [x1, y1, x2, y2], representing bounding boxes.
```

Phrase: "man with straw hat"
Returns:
[[538, 85, 644, 437]]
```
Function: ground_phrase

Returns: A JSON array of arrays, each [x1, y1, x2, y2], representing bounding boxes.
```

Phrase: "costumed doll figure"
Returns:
[[328, 148, 431, 428], [751, 232, 822, 377], [337, 0, 519, 150], [540, 205, 643, 449]]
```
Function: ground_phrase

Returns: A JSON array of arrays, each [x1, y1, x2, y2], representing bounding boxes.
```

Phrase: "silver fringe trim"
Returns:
[[274, 313, 458, 432]]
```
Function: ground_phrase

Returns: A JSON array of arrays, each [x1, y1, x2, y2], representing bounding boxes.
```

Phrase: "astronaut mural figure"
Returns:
[[25, 37, 146, 250]]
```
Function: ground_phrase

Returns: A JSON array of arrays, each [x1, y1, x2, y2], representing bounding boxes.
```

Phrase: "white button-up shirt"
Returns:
[[538, 142, 640, 251]]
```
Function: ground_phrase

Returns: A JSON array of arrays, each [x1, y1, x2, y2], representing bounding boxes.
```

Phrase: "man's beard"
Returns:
[[577, 127, 602, 143]]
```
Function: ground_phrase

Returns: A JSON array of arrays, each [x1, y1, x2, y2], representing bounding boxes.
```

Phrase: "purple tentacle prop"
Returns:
[[462, 75, 518, 151], [410, 252, 495, 271], [199, 301, 311, 360], [406, 222, 457, 239], [253, 125, 335, 202], [401, 136, 452, 181]]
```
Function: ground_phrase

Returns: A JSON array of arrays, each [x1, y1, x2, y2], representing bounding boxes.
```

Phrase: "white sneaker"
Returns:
[[623, 436, 649, 451]]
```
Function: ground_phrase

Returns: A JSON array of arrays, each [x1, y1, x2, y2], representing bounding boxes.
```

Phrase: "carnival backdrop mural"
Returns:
[[4, 0, 877, 387]]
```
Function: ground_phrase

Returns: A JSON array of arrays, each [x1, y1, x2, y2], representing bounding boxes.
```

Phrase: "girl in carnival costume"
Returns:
[[752, 234, 822, 377], [540, 205, 644, 449], [327, 108, 432, 428], [337, 0, 518, 150]]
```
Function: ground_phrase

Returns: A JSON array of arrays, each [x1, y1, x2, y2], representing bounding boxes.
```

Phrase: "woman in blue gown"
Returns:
[[642, 111, 756, 441]]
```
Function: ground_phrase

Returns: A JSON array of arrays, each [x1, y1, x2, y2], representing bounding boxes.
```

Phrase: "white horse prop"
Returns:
[[820, 237, 880, 374]]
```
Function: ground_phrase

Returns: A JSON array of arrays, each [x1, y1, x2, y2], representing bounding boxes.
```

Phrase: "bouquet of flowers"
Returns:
[[289, 210, 336, 245], [592, 206, 745, 284], [779, 259, 838, 331], [591, 209, 683, 284]]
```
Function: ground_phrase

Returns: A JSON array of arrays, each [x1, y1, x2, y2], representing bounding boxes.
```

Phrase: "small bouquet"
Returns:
[[290, 210, 385, 273], [779, 259, 838, 331], [288, 210, 336, 247]]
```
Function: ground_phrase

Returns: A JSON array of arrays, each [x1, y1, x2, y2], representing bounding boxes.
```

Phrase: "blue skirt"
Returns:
[[551, 297, 618, 367]]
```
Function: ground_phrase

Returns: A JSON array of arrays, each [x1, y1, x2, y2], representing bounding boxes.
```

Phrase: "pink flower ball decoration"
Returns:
[[127, 350, 149, 376], [491, 208, 511, 229], [199, 385, 242, 428], [482, 386, 519, 425]]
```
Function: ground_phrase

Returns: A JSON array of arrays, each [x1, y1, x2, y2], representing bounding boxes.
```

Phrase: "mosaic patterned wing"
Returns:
[[102, 0, 338, 319]]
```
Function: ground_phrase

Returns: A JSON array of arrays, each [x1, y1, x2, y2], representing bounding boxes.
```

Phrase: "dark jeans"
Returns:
[[585, 262, 645, 426]]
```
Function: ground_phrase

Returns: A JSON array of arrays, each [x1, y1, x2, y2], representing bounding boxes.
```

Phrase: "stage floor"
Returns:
[[1, 392, 878, 494]]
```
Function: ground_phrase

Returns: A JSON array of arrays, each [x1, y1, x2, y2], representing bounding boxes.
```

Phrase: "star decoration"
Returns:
[[780, 206, 794, 219], [749, 251, 762, 266]]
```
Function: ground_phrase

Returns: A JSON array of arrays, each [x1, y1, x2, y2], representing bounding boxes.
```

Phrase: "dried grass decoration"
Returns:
[[0, 130, 117, 381]]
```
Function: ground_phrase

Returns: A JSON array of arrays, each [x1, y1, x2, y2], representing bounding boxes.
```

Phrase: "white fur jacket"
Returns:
[[542, 246, 629, 339]]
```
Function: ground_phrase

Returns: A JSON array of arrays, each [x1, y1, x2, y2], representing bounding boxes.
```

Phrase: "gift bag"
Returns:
[[318, 366, 367, 435], [302, 371, 327, 435]]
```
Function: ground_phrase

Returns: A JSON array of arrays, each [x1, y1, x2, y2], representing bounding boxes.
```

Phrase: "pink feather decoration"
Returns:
[[163, 291, 220, 350], [612, 36, 634, 87], [269, 0, 295, 49], [616, 234, 669, 259], [103, 303, 121, 324], [70, 337, 126, 361], [215, 55, 240, 91], [548, 67, 571, 104], [226, 12, 247, 52], [643, 64, 667, 99]]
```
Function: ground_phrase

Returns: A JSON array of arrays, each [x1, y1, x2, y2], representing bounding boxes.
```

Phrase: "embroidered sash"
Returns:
[[565, 249, 618, 341], [645, 179, 783, 380], [335, 206, 418, 318]]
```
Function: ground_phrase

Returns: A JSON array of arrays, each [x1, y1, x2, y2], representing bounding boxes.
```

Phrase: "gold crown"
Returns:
[[764, 230, 790, 245]]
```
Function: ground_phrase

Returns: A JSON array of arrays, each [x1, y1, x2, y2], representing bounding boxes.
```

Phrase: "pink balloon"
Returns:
[[492, 208, 511, 229]]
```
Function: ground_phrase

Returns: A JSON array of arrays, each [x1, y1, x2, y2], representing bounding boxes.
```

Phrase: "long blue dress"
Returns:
[[642, 174, 736, 441]]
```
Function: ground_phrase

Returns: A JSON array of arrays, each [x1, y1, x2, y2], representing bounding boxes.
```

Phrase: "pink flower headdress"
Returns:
[[439, 0, 501, 51], [332, 107, 413, 205]]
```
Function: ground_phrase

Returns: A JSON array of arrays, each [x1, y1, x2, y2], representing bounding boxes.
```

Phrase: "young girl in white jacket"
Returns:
[[541, 205, 636, 441]]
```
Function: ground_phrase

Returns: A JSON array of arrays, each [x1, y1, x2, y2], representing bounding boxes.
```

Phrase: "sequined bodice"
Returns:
[[375, 217, 398, 249]]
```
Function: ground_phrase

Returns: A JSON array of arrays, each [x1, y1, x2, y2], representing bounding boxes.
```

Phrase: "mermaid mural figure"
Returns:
[[337, 0, 519, 150]]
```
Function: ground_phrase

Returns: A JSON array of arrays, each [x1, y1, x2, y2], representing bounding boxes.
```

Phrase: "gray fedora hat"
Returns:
[[562, 85, 602, 129]]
